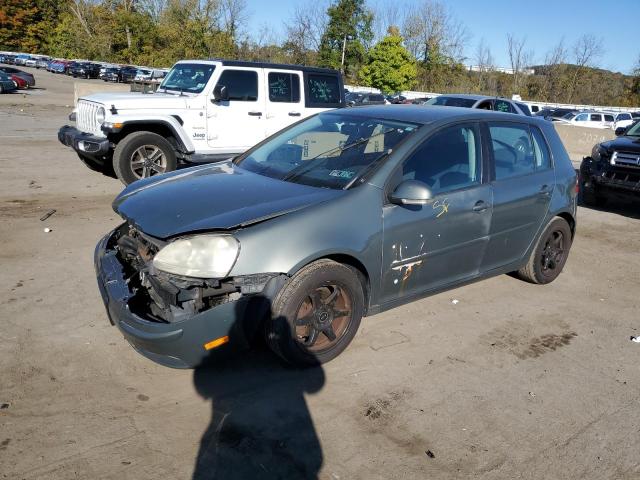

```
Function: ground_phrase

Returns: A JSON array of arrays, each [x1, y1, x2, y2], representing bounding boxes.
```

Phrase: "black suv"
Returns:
[[70, 62, 101, 79], [580, 120, 640, 206]]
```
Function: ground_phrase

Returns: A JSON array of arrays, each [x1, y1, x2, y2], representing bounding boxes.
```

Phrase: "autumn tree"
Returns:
[[358, 26, 416, 93]]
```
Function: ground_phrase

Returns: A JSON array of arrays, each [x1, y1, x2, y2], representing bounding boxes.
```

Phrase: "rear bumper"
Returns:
[[58, 125, 112, 164], [94, 229, 282, 368]]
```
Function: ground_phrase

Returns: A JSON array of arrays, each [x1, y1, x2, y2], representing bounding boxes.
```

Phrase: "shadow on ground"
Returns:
[[191, 305, 326, 480], [578, 197, 640, 220]]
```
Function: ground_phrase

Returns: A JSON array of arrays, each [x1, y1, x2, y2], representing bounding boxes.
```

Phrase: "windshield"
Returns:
[[562, 112, 576, 120], [235, 112, 419, 189], [625, 121, 640, 136], [425, 96, 477, 108], [159, 63, 215, 94]]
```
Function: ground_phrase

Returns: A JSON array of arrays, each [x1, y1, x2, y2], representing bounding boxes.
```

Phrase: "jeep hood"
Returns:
[[80, 92, 188, 110], [113, 162, 344, 239]]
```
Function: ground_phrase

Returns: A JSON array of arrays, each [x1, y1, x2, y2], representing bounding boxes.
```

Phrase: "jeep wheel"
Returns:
[[266, 259, 364, 366], [517, 217, 572, 284], [113, 131, 177, 185]]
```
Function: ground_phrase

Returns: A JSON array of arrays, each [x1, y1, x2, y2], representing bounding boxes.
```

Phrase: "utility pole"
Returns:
[[341, 34, 347, 73]]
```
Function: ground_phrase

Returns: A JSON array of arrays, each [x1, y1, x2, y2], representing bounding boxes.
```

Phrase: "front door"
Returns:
[[207, 68, 266, 154], [481, 122, 554, 271], [380, 123, 493, 306]]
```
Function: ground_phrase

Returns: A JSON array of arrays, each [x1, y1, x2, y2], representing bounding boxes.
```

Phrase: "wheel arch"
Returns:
[[555, 211, 576, 239], [288, 253, 372, 316], [109, 120, 192, 153]]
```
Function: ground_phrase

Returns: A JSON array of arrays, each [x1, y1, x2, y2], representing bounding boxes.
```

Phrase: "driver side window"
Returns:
[[402, 124, 481, 195]]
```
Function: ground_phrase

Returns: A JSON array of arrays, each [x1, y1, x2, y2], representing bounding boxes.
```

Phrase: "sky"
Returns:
[[244, 0, 640, 74]]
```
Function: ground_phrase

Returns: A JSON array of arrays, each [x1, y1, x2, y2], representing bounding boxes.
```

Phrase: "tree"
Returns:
[[474, 38, 495, 93], [566, 34, 603, 103], [317, 0, 373, 78], [402, 0, 468, 92], [358, 26, 416, 93], [506, 33, 533, 95], [282, 1, 327, 65]]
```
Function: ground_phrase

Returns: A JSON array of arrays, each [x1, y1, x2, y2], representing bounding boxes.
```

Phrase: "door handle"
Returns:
[[539, 185, 553, 196], [288, 111, 301, 117], [248, 111, 262, 116], [472, 200, 489, 213]]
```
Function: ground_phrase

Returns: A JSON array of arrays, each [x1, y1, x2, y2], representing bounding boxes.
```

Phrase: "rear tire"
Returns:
[[113, 131, 177, 185], [517, 217, 572, 284], [266, 259, 364, 366]]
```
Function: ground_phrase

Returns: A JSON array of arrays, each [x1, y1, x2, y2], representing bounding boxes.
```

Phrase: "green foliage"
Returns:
[[358, 29, 416, 93], [317, 0, 373, 79]]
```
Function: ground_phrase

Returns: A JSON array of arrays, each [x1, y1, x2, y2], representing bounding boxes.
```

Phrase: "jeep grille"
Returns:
[[76, 100, 104, 137]]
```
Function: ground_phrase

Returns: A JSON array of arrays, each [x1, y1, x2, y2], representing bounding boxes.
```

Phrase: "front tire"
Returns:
[[266, 259, 364, 366], [517, 217, 572, 284], [113, 131, 177, 185]]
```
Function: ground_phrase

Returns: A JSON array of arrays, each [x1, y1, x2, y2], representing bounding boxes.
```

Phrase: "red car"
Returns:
[[11, 74, 27, 89]]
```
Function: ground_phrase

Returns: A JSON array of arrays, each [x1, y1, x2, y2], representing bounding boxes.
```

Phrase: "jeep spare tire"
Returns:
[[113, 131, 177, 185]]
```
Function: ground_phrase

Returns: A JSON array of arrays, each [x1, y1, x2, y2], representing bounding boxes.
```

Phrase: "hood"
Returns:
[[113, 162, 345, 239], [80, 92, 188, 110], [601, 136, 640, 152]]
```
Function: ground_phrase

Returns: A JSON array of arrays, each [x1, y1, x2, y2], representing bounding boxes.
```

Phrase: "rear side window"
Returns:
[[488, 123, 535, 180], [217, 69, 258, 101], [494, 100, 516, 113], [306, 73, 341, 107], [604, 114, 614, 122], [530, 127, 551, 170], [617, 113, 631, 121], [268, 72, 300, 103], [402, 124, 481, 194], [590, 114, 602, 121]]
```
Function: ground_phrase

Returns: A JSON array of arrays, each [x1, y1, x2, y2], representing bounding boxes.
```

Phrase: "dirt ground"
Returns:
[[1, 68, 640, 480]]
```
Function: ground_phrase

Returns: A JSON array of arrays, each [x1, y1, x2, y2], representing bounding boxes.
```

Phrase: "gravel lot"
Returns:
[[1, 68, 640, 480]]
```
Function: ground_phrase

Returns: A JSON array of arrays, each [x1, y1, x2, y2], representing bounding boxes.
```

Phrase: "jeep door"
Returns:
[[264, 69, 305, 137], [207, 68, 266, 153], [480, 122, 554, 271], [380, 123, 492, 305]]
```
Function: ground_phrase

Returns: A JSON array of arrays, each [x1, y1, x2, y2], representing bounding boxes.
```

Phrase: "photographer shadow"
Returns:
[[192, 299, 325, 480]]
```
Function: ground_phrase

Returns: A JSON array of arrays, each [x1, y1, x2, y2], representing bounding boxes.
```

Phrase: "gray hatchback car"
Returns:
[[95, 106, 577, 368]]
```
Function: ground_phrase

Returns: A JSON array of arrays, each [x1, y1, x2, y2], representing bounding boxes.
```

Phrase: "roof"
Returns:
[[176, 59, 340, 75], [328, 104, 550, 126]]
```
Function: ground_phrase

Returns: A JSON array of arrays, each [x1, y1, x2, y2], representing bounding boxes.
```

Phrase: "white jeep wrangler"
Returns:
[[59, 60, 345, 184]]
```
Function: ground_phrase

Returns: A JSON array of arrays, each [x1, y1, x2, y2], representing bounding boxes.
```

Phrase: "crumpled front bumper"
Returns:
[[94, 229, 280, 368], [581, 156, 640, 196]]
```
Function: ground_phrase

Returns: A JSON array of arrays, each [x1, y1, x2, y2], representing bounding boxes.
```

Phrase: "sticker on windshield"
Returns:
[[329, 170, 355, 179]]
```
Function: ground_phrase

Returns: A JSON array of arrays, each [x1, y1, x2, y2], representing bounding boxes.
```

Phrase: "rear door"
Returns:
[[480, 122, 554, 271], [207, 67, 266, 153], [264, 69, 304, 137]]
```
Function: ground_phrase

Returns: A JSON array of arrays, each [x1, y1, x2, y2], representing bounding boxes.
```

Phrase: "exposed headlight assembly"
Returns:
[[96, 106, 106, 124], [153, 235, 239, 278]]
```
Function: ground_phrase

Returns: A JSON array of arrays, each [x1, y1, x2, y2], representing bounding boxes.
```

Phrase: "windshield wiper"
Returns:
[[281, 128, 396, 182]]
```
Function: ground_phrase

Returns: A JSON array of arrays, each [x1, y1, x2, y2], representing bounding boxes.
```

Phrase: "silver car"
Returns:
[[95, 106, 577, 368]]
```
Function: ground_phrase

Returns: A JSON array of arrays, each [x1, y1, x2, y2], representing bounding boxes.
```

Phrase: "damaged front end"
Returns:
[[95, 223, 287, 368]]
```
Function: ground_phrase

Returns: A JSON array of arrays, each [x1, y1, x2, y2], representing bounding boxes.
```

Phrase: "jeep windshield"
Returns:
[[159, 63, 215, 94], [235, 112, 419, 189]]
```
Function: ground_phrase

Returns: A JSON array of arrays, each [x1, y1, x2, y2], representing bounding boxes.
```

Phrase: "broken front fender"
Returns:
[[94, 230, 286, 368]]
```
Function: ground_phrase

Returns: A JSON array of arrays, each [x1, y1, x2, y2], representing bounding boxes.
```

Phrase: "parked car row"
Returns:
[[0, 65, 35, 89], [534, 106, 640, 130]]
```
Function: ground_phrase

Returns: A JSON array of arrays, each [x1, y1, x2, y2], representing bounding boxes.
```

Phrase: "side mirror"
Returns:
[[212, 85, 229, 102], [389, 180, 433, 206], [615, 126, 626, 136]]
